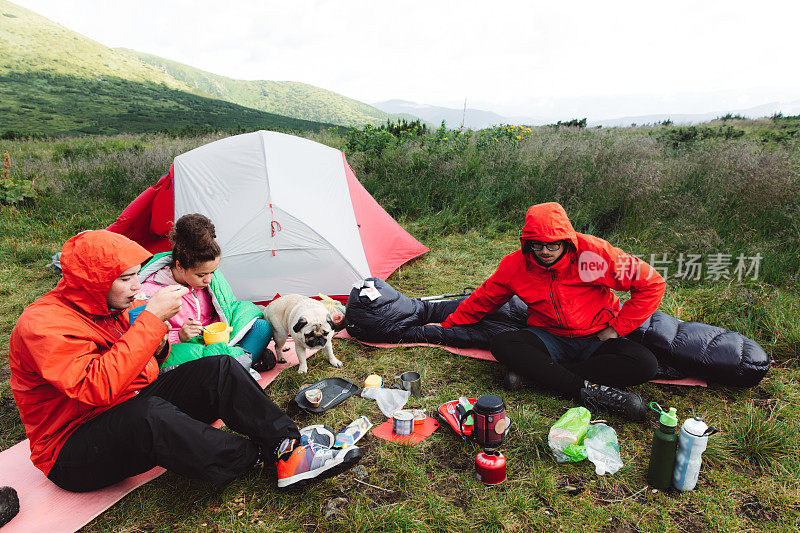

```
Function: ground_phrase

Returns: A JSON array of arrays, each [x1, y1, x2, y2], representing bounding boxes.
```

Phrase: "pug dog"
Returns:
[[264, 294, 342, 374]]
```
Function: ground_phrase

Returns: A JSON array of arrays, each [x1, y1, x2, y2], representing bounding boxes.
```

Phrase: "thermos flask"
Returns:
[[672, 416, 717, 491], [646, 403, 678, 490]]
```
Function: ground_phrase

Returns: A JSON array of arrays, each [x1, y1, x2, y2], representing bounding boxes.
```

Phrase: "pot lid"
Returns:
[[475, 394, 505, 414]]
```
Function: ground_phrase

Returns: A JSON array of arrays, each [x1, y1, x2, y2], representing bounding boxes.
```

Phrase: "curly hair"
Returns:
[[168, 214, 221, 269]]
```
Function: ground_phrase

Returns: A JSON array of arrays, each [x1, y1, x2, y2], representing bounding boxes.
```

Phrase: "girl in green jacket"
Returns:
[[139, 214, 276, 373]]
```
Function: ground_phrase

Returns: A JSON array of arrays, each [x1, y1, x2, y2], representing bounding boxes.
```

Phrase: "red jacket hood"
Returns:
[[56, 230, 152, 316], [520, 202, 579, 249]]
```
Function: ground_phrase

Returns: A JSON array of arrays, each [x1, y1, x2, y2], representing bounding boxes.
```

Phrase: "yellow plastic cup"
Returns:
[[364, 374, 382, 388], [203, 322, 232, 345]]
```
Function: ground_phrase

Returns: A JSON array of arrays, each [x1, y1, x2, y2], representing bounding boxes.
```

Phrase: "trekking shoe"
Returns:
[[277, 443, 362, 490], [578, 383, 647, 421], [503, 369, 533, 391], [252, 347, 277, 372], [299, 424, 336, 448]]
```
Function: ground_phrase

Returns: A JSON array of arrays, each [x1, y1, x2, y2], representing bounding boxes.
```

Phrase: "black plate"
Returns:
[[294, 377, 359, 413]]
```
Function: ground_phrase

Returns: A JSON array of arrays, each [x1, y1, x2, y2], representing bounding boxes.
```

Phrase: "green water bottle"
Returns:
[[646, 403, 678, 490]]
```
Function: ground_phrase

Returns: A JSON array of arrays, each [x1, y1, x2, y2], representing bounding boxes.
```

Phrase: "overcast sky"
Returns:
[[12, 0, 800, 119]]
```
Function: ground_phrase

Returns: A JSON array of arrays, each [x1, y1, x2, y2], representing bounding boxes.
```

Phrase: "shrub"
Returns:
[[554, 118, 587, 128], [476, 124, 533, 148], [718, 113, 746, 121], [426, 121, 472, 156], [384, 119, 428, 138], [655, 125, 746, 148], [346, 124, 396, 156], [1, 151, 36, 205], [1, 130, 49, 141]]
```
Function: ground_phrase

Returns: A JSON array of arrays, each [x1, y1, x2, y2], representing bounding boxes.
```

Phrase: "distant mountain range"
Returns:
[[375, 98, 800, 129], [588, 101, 800, 127], [373, 100, 545, 129]]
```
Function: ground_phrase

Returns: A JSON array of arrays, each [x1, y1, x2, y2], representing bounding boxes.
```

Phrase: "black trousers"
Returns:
[[491, 330, 658, 399], [48, 355, 299, 492]]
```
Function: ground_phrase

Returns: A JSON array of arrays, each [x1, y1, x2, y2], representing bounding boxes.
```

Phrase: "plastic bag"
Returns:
[[548, 407, 591, 463], [318, 293, 346, 327], [361, 386, 410, 417], [585, 423, 623, 475]]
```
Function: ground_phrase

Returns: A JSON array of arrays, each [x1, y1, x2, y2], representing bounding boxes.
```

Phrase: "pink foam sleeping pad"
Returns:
[[0, 340, 307, 533]]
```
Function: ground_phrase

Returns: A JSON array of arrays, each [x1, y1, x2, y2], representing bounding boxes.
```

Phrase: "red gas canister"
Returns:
[[475, 450, 507, 485]]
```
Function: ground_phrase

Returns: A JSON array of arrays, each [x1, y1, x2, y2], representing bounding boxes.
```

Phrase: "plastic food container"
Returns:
[[305, 389, 323, 408]]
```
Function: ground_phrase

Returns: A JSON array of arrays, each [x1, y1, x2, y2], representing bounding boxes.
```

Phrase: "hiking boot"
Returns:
[[503, 369, 533, 391], [252, 347, 277, 372], [578, 383, 647, 421], [277, 444, 362, 490], [299, 424, 336, 448]]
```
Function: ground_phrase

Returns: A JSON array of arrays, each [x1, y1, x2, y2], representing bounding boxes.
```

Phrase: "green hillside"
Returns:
[[116, 49, 414, 127], [0, 1, 337, 135]]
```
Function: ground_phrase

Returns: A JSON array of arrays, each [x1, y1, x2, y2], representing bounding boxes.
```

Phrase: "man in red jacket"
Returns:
[[9, 230, 361, 492], [442, 203, 665, 420]]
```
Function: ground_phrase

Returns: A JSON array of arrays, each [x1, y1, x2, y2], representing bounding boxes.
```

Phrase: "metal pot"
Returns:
[[460, 394, 510, 449]]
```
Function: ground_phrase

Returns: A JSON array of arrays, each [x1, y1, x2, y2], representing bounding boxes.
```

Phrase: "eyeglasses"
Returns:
[[527, 241, 563, 252]]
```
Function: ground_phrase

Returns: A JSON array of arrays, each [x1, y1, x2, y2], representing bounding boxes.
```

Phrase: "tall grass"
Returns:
[[728, 401, 795, 472], [7, 133, 219, 206], [336, 126, 800, 286], [659, 285, 800, 361]]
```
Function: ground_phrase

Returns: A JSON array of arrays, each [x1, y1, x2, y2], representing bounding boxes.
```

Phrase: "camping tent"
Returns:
[[107, 131, 428, 302]]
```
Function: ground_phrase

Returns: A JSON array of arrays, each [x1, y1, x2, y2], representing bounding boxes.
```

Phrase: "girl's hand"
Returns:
[[179, 318, 204, 342], [596, 326, 619, 342]]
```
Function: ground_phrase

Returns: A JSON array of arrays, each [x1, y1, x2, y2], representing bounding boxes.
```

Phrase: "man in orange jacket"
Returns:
[[442, 203, 666, 420], [9, 230, 361, 492]]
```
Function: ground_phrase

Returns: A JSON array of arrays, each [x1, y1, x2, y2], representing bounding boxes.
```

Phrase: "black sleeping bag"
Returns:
[[345, 279, 528, 347], [345, 278, 770, 387], [626, 312, 770, 387]]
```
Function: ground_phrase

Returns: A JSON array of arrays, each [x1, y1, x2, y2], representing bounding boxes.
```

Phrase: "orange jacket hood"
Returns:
[[443, 202, 666, 337], [520, 202, 579, 249], [57, 230, 152, 316]]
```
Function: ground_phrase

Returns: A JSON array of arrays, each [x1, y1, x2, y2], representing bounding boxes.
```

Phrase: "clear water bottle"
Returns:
[[672, 416, 717, 491]]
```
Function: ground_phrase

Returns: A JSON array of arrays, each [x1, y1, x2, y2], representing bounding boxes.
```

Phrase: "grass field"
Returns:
[[1, 122, 799, 532]]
